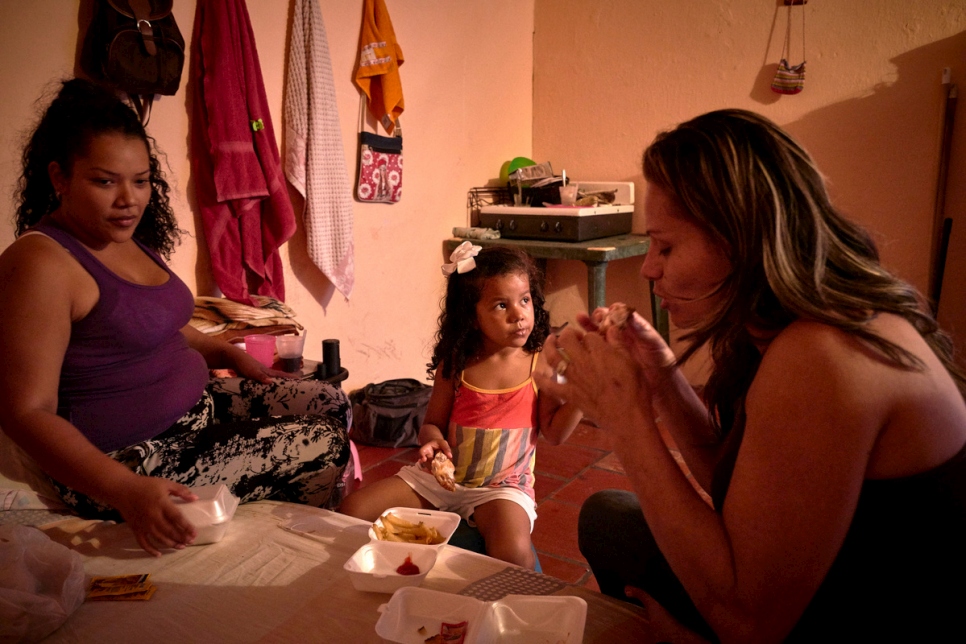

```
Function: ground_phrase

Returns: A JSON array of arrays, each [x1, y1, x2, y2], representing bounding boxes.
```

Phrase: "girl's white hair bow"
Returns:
[[442, 241, 482, 275]]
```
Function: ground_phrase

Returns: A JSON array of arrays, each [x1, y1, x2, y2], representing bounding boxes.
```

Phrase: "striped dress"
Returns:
[[448, 353, 539, 500]]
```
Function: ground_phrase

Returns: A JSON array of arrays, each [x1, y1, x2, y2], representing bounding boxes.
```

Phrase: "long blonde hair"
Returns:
[[643, 109, 964, 435]]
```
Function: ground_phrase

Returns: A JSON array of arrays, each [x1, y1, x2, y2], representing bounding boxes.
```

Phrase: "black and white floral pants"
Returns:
[[52, 377, 353, 519]]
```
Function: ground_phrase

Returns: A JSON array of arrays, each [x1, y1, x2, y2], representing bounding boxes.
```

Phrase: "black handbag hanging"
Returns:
[[81, 0, 185, 124]]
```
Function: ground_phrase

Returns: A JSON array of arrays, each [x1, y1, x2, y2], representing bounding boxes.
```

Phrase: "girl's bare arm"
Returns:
[[416, 365, 456, 461]]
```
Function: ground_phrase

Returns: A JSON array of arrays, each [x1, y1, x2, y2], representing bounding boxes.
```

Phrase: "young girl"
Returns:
[[340, 243, 582, 568]]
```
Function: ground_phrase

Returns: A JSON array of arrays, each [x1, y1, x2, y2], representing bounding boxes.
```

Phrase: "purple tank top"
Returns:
[[32, 219, 209, 452]]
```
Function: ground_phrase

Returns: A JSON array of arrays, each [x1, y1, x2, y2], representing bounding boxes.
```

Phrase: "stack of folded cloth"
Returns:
[[190, 295, 303, 342]]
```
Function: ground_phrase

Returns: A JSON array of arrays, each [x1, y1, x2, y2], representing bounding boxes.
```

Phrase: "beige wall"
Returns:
[[533, 0, 966, 376], [0, 1, 534, 391], [3, 1, 966, 390]]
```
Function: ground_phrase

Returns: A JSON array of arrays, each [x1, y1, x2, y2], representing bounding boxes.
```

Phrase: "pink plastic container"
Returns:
[[243, 334, 276, 367]]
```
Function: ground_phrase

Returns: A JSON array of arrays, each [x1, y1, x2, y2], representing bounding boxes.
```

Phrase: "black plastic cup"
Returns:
[[322, 339, 341, 378]]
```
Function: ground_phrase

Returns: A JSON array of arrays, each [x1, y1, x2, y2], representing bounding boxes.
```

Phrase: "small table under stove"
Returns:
[[444, 234, 669, 343]]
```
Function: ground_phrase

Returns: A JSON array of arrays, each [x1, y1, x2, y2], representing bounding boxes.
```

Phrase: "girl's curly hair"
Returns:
[[14, 78, 183, 258], [428, 246, 550, 381]]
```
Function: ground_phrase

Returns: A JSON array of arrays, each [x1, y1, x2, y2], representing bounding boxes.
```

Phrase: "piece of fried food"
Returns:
[[431, 452, 457, 491], [373, 512, 446, 544], [593, 303, 635, 334]]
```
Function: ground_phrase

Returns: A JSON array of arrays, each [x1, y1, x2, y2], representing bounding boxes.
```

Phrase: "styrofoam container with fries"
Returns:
[[368, 507, 461, 548], [344, 507, 461, 594], [344, 540, 438, 593]]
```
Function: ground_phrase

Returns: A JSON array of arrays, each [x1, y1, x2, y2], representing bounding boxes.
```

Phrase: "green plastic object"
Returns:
[[499, 156, 535, 185]]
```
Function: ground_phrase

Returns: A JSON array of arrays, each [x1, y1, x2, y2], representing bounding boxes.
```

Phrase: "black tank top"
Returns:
[[712, 425, 966, 640]]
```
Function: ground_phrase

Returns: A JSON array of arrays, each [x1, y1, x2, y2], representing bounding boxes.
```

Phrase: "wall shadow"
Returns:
[[750, 1, 784, 106], [785, 31, 966, 291], [776, 30, 966, 353]]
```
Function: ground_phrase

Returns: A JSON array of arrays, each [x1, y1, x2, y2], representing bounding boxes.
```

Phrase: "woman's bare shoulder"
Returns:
[[761, 315, 927, 371], [747, 319, 891, 443], [756, 319, 869, 380], [764, 314, 943, 374], [0, 233, 73, 274], [747, 314, 965, 471], [0, 234, 84, 305]]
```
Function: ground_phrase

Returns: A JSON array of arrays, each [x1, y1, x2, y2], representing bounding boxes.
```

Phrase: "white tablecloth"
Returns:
[[39, 501, 652, 642]]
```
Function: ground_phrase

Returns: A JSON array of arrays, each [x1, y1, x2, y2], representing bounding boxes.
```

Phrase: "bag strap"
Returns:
[[108, 0, 173, 20], [129, 0, 159, 56], [124, 0, 160, 127], [357, 93, 368, 134], [128, 93, 154, 127], [780, 2, 806, 64]]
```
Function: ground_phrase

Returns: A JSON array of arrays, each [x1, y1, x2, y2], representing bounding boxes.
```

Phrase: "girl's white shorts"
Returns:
[[395, 464, 537, 532]]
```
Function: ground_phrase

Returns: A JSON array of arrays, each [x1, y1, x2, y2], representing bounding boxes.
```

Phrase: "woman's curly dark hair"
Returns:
[[428, 246, 551, 381], [14, 78, 183, 258]]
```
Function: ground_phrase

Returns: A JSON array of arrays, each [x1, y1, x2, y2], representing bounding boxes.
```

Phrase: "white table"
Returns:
[[40, 501, 653, 642]]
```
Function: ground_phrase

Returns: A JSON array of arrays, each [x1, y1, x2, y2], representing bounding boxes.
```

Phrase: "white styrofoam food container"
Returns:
[[375, 587, 587, 644], [368, 507, 461, 549], [173, 484, 239, 545], [344, 540, 438, 593]]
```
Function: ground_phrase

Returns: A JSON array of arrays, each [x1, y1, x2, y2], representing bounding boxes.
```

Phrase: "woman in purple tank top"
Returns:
[[0, 79, 351, 557]]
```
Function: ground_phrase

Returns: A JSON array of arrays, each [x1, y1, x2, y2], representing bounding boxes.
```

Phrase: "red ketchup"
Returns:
[[396, 554, 420, 576]]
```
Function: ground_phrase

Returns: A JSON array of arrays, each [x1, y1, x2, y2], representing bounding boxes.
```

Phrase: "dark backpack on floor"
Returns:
[[81, 0, 185, 124], [349, 379, 433, 448]]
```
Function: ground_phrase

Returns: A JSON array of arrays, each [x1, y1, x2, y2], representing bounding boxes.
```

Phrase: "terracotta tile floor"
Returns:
[[340, 419, 626, 592]]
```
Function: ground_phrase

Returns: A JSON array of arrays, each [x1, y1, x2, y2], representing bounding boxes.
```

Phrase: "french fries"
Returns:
[[372, 512, 446, 545]]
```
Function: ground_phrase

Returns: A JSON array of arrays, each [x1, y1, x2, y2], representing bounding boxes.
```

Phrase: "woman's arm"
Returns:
[[644, 360, 721, 491], [537, 321, 886, 642], [535, 351, 583, 445], [181, 325, 284, 383], [0, 238, 197, 555], [617, 311, 720, 471], [568, 309, 721, 488]]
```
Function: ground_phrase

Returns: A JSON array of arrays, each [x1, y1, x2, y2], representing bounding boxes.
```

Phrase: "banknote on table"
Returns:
[[87, 574, 156, 601], [88, 585, 157, 601]]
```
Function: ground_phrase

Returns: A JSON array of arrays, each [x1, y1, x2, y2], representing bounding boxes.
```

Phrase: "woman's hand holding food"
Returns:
[[536, 326, 653, 434], [109, 475, 198, 557], [579, 305, 677, 390]]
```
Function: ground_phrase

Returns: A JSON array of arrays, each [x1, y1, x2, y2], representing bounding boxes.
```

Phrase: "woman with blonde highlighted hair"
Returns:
[[536, 109, 966, 642]]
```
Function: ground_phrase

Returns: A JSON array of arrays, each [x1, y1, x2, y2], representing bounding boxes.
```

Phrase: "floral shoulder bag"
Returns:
[[356, 95, 403, 203]]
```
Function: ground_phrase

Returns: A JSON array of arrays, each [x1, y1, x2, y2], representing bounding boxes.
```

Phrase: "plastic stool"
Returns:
[[448, 519, 542, 573]]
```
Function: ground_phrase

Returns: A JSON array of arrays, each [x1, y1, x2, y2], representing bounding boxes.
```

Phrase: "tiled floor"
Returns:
[[340, 419, 629, 592]]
